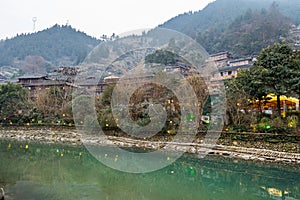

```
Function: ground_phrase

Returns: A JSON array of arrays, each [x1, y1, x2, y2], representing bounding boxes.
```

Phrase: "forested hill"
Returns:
[[159, 0, 299, 37], [196, 5, 292, 57], [0, 24, 100, 73], [159, 0, 299, 57]]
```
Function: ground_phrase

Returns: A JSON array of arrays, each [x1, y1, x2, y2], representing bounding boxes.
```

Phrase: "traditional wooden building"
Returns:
[[18, 74, 76, 98], [206, 51, 230, 65], [208, 56, 255, 95]]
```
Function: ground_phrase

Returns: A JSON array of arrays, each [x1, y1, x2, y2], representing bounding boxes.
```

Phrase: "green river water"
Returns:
[[0, 140, 299, 200]]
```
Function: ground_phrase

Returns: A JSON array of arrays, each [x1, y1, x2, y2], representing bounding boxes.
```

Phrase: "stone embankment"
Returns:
[[0, 127, 81, 145]]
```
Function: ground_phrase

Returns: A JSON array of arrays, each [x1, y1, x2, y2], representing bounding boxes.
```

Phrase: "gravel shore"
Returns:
[[1, 127, 299, 164]]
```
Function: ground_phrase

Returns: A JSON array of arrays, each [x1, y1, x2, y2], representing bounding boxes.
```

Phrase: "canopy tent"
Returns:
[[265, 94, 299, 109], [250, 94, 299, 112]]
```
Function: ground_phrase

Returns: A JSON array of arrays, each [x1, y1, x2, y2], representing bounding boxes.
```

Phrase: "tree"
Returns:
[[225, 77, 252, 127], [23, 55, 50, 74], [252, 42, 293, 116], [187, 75, 209, 120], [35, 86, 72, 119], [239, 66, 269, 113], [145, 49, 181, 65], [196, 5, 291, 57], [287, 50, 300, 109], [0, 83, 31, 120]]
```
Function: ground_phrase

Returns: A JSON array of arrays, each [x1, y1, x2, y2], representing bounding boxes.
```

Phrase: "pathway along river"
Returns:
[[0, 140, 299, 200]]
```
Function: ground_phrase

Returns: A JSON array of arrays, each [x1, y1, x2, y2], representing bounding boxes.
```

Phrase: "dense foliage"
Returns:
[[225, 43, 300, 133], [288, 51, 300, 103], [197, 5, 291, 56], [160, 0, 298, 57], [0, 83, 32, 122], [145, 49, 181, 65]]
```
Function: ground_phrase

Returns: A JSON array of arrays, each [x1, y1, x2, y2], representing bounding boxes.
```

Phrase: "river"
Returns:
[[0, 140, 299, 200]]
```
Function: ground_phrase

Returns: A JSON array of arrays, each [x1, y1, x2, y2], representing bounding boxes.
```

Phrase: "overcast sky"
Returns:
[[0, 0, 215, 40]]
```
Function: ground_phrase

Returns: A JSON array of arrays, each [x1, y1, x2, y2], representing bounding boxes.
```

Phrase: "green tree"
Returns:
[[287, 50, 300, 108], [196, 5, 291, 56], [252, 42, 293, 116], [240, 66, 269, 113], [145, 49, 181, 65], [0, 83, 31, 121]]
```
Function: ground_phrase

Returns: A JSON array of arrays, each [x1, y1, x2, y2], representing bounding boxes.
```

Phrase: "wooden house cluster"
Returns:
[[15, 51, 255, 99], [17, 72, 120, 98]]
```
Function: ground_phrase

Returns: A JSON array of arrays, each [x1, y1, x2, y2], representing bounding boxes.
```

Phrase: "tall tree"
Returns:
[[252, 42, 293, 115], [225, 77, 252, 126], [236, 68, 268, 113]]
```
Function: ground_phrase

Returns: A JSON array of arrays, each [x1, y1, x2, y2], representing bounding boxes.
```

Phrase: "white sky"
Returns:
[[0, 0, 215, 40]]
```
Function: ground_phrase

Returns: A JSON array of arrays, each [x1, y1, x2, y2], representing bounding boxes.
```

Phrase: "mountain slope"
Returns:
[[159, 0, 299, 37], [196, 5, 292, 56], [0, 24, 100, 71]]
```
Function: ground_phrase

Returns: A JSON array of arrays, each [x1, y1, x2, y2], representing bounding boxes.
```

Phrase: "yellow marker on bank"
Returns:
[[25, 144, 29, 149]]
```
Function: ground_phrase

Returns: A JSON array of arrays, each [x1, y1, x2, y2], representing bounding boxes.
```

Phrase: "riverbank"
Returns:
[[0, 126, 81, 145], [0, 126, 299, 164]]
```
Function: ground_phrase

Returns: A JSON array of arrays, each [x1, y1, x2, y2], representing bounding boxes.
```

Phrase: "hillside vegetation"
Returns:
[[160, 0, 299, 56], [0, 24, 100, 73], [196, 4, 292, 56], [160, 0, 299, 36]]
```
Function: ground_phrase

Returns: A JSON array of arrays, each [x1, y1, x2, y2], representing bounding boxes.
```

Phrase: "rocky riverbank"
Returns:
[[0, 127, 81, 146], [0, 127, 299, 164]]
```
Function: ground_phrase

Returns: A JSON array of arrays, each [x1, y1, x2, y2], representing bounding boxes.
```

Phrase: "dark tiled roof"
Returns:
[[18, 74, 47, 79], [229, 57, 252, 63], [23, 80, 71, 87], [209, 51, 229, 57], [77, 79, 104, 86], [217, 64, 252, 73]]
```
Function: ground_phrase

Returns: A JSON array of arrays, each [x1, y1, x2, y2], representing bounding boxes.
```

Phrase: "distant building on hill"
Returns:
[[206, 53, 255, 95], [212, 57, 254, 80], [207, 51, 230, 64], [289, 24, 300, 49]]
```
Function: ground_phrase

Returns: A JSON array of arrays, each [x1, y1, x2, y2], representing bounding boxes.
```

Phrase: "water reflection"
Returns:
[[0, 140, 299, 200]]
